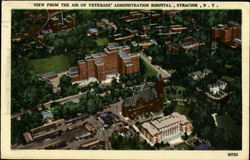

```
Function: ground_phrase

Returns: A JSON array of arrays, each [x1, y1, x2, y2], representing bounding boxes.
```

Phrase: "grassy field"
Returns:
[[95, 37, 109, 46], [143, 59, 158, 78], [28, 55, 71, 75]]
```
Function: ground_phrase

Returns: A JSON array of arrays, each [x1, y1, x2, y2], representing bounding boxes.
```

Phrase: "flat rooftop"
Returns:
[[142, 112, 190, 136], [118, 49, 129, 59], [151, 112, 188, 129], [92, 52, 106, 59]]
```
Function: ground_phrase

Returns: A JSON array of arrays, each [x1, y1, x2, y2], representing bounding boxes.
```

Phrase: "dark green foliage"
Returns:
[[163, 102, 177, 116], [50, 102, 82, 120], [110, 133, 153, 150], [12, 10, 47, 35], [154, 141, 169, 150], [11, 48, 54, 113], [11, 111, 43, 145], [80, 92, 103, 115], [181, 132, 189, 140], [210, 127, 242, 150], [59, 75, 80, 97], [119, 73, 144, 87], [51, 91, 103, 119]]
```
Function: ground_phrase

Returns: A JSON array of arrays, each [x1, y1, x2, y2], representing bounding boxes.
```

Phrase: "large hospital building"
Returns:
[[69, 43, 140, 82]]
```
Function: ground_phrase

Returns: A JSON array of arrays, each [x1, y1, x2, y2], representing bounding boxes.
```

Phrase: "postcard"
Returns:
[[1, 1, 249, 160]]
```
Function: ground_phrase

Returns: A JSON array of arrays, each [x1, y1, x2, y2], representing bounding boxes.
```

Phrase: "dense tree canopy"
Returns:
[[110, 133, 153, 150], [59, 75, 80, 97], [11, 111, 43, 145], [11, 45, 54, 113]]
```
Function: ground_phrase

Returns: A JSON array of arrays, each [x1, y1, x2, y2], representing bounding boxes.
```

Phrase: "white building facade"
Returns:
[[140, 112, 192, 144]]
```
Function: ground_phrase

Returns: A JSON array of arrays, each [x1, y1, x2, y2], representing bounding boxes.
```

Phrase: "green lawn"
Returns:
[[95, 37, 109, 46], [143, 59, 158, 78], [28, 55, 71, 75]]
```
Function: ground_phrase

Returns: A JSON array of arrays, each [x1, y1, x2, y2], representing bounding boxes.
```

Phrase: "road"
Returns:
[[12, 51, 170, 119], [11, 89, 108, 119], [13, 99, 180, 150], [139, 52, 171, 79], [11, 92, 88, 119]]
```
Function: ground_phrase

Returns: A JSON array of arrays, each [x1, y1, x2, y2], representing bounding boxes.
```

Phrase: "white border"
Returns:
[[1, 1, 249, 159]]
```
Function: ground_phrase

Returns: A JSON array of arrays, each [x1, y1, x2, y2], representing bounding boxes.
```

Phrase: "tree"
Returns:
[[51, 102, 82, 120], [11, 111, 43, 145], [11, 53, 54, 113], [79, 92, 103, 115], [66, 36, 80, 50], [59, 75, 80, 97], [110, 133, 153, 150], [44, 34, 56, 46], [54, 38, 66, 53], [163, 102, 177, 116], [154, 141, 169, 150], [181, 132, 189, 140], [210, 127, 241, 150]]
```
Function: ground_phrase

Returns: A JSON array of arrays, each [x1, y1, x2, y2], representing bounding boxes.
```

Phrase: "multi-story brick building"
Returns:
[[122, 77, 164, 119], [115, 35, 135, 41], [49, 14, 76, 32], [142, 26, 151, 33], [125, 28, 139, 35], [169, 24, 187, 32], [150, 13, 161, 19], [69, 43, 140, 82], [156, 25, 187, 37], [165, 41, 179, 52], [158, 32, 177, 37], [165, 37, 204, 52], [180, 37, 205, 51], [211, 21, 241, 48], [132, 39, 157, 49]]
